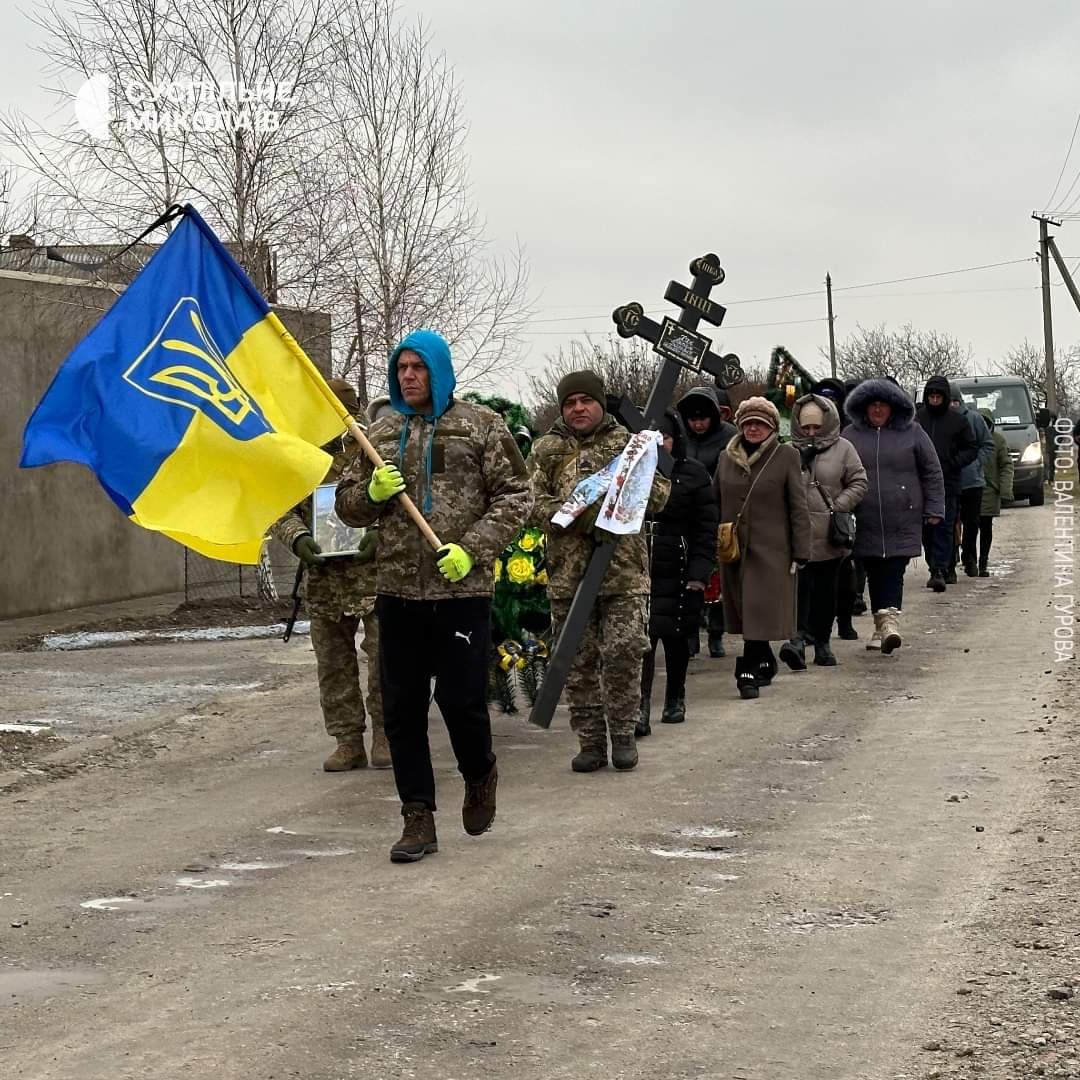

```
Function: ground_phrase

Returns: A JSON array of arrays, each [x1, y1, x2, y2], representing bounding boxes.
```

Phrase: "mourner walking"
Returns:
[[781, 394, 867, 668], [637, 410, 719, 735], [844, 379, 945, 653], [529, 370, 670, 773], [271, 379, 390, 773], [336, 330, 532, 864], [714, 396, 811, 700]]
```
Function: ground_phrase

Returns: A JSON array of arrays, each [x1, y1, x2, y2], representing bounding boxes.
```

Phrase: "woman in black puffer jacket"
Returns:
[[638, 410, 720, 735]]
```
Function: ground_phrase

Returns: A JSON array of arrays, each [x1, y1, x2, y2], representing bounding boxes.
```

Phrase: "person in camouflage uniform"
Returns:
[[336, 330, 532, 864], [270, 379, 390, 772], [529, 370, 670, 773]]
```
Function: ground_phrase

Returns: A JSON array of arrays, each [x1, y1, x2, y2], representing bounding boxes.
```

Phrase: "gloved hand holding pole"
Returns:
[[342, 416, 443, 552]]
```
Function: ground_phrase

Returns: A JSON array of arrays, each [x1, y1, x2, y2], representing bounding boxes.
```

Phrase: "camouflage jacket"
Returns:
[[529, 415, 670, 601], [270, 432, 377, 618], [335, 399, 532, 601]]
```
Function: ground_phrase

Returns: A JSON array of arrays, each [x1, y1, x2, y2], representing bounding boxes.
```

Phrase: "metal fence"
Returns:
[[183, 540, 297, 604]]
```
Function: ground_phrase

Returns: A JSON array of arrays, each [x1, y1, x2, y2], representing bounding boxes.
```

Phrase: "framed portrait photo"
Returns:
[[312, 484, 366, 557]]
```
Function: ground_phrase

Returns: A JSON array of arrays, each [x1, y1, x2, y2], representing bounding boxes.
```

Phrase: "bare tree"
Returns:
[[318, 3, 530, 392], [995, 339, 1080, 417], [832, 323, 972, 392], [2, 0, 528, 393], [527, 337, 716, 433]]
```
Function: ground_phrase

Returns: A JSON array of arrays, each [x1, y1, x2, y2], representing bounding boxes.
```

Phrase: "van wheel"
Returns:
[[1029, 486, 1045, 507]]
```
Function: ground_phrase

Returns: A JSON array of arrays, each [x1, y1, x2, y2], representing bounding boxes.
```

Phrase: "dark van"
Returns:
[[953, 376, 1045, 505]]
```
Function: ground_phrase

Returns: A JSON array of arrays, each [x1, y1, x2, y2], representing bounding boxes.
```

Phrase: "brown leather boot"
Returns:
[[323, 739, 367, 771], [390, 802, 438, 863], [369, 728, 392, 770], [462, 762, 497, 836]]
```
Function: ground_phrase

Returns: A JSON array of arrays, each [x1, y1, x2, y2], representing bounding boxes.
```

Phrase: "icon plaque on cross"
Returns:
[[528, 254, 743, 729]]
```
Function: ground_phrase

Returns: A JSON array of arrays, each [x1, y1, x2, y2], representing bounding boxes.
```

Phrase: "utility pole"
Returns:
[[825, 272, 837, 378], [1033, 212, 1061, 414]]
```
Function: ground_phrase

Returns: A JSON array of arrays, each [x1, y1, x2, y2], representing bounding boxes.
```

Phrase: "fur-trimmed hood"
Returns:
[[845, 378, 916, 431]]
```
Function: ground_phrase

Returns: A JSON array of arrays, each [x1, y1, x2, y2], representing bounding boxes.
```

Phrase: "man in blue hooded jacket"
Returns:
[[336, 330, 532, 863]]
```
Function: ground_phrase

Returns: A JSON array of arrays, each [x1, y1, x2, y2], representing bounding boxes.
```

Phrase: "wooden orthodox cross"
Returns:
[[529, 254, 744, 728]]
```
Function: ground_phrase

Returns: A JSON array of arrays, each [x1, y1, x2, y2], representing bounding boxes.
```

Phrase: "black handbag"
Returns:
[[815, 477, 856, 549]]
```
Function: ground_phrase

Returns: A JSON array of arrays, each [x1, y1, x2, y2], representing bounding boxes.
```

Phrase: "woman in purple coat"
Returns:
[[843, 379, 945, 654]]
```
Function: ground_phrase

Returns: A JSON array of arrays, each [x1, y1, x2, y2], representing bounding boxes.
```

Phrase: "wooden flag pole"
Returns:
[[343, 416, 443, 552]]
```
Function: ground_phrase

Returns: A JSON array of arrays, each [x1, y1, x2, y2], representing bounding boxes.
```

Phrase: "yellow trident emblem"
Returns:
[[154, 308, 253, 425], [123, 297, 268, 437]]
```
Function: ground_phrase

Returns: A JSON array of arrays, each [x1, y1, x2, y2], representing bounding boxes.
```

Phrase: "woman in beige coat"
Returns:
[[715, 397, 811, 699], [780, 394, 868, 669]]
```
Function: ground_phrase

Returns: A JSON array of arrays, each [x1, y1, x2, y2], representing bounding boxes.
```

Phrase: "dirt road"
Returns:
[[2, 501, 1077, 1080]]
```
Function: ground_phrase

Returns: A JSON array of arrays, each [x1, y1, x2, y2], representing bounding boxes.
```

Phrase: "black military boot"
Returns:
[[928, 569, 947, 592], [836, 617, 858, 640], [462, 762, 497, 836], [735, 658, 759, 700], [571, 745, 608, 773], [611, 734, 639, 771], [944, 565, 958, 585], [390, 802, 438, 864], [963, 557, 978, 577], [978, 557, 990, 577], [660, 695, 686, 724]]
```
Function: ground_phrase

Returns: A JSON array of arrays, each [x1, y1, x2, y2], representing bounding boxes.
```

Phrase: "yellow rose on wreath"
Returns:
[[518, 530, 540, 552], [535, 569, 549, 586], [506, 554, 535, 584]]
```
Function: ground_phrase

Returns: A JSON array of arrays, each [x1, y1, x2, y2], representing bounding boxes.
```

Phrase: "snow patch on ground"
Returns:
[[42, 624, 310, 651], [647, 847, 741, 861]]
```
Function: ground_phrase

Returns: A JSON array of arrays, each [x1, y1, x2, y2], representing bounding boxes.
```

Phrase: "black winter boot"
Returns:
[[708, 635, 726, 658], [944, 566, 958, 585], [814, 640, 837, 666], [963, 557, 978, 577], [836, 617, 858, 640], [929, 569, 947, 592], [660, 695, 686, 724], [978, 557, 989, 577], [779, 638, 807, 671], [735, 658, 759, 700]]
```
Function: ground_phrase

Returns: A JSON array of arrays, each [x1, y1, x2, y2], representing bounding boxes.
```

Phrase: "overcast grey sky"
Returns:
[[403, 0, 1080, 396], [4, 1, 1080, 399]]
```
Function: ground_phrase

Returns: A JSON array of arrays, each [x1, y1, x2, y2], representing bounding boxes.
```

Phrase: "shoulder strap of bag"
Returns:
[[733, 443, 781, 526], [811, 461, 837, 512]]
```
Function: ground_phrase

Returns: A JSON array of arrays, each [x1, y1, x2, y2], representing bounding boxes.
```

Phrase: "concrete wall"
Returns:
[[0, 271, 332, 619]]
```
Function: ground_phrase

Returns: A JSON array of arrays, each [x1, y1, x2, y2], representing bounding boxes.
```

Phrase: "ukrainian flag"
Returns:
[[20, 205, 347, 563]]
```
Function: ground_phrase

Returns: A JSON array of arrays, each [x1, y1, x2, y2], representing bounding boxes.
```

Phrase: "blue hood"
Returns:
[[388, 329, 456, 419]]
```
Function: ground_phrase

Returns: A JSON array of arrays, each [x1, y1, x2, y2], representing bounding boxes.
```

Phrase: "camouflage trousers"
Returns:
[[551, 595, 649, 748], [308, 603, 383, 742]]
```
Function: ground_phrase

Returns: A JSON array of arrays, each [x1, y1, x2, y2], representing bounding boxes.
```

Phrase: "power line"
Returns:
[[1045, 107, 1080, 208], [520, 316, 827, 336], [524, 257, 1036, 326]]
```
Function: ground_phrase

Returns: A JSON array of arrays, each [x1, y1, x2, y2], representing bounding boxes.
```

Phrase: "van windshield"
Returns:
[[959, 385, 1034, 426]]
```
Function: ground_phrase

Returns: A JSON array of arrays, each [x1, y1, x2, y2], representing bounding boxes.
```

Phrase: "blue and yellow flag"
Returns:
[[20, 206, 347, 563]]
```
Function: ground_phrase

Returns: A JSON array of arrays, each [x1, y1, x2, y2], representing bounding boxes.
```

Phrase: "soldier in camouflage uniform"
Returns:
[[270, 379, 390, 772], [529, 371, 670, 773], [336, 330, 532, 864]]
